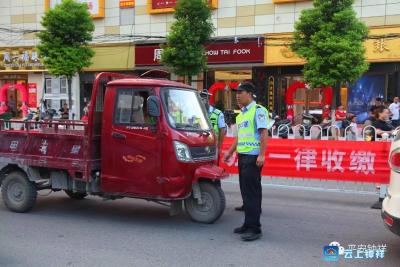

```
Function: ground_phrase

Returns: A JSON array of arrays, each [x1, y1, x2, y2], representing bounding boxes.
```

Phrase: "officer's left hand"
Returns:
[[256, 155, 265, 167]]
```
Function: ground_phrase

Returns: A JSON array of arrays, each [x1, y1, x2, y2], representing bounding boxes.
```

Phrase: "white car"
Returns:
[[382, 133, 400, 236]]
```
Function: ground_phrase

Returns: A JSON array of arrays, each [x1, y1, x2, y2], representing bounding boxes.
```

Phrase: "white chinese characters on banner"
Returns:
[[294, 149, 376, 174], [322, 150, 346, 173], [349, 151, 376, 175], [294, 149, 317, 171]]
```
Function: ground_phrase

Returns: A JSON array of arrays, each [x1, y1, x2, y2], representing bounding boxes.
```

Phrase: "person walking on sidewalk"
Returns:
[[223, 82, 268, 242]]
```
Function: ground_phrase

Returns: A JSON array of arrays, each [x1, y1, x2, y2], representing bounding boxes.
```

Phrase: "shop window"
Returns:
[[60, 78, 68, 94], [44, 77, 68, 95], [45, 78, 52, 94]]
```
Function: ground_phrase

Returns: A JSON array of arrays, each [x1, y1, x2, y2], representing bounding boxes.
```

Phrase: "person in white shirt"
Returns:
[[389, 97, 400, 127]]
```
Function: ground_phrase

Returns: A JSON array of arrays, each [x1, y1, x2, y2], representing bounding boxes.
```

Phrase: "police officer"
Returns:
[[223, 82, 268, 242], [200, 89, 226, 153]]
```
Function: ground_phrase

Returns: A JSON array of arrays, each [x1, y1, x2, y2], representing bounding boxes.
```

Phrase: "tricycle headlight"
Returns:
[[173, 141, 192, 162]]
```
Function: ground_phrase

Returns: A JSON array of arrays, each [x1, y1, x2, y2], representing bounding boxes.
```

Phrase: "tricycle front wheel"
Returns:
[[185, 181, 225, 224]]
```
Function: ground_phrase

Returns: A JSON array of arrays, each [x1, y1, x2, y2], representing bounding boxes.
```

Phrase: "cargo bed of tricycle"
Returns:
[[0, 119, 99, 181]]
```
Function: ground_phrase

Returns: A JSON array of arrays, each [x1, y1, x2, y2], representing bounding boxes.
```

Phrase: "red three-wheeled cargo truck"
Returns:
[[0, 72, 227, 223]]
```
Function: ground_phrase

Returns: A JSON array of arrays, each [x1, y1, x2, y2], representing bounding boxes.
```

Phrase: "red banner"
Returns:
[[27, 83, 37, 108], [220, 138, 391, 184], [135, 39, 264, 66]]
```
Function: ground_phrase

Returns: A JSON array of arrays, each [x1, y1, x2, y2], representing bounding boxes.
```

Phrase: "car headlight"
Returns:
[[173, 141, 192, 162]]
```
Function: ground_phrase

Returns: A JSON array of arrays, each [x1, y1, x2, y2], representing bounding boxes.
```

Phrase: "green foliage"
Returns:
[[291, 0, 369, 88], [37, 0, 94, 79], [162, 0, 214, 81]]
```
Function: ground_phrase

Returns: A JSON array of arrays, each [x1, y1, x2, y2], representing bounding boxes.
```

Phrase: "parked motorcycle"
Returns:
[[299, 113, 316, 137], [319, 118, 332, 139], [272, 116, 293, 139]]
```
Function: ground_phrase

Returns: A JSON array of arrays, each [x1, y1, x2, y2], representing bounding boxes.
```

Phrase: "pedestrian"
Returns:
[[334, 104, 346, 139], [200, 89, 227, 156], [345, 114, 358, 140], [375, 97, 383, 107], [372, 106, 395, 139], [59, 103, 69, 119], [223, 82, 268, 242], [389, 97, 400, 128], [39, 100, 47, 120], [364, 106, 379, 126]]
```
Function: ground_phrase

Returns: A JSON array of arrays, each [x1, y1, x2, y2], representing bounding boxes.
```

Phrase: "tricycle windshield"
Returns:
[[162, 88, 211, 131]]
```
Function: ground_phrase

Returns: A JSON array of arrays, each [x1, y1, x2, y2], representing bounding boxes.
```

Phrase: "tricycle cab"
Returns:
[[99, 78, 227, 200]]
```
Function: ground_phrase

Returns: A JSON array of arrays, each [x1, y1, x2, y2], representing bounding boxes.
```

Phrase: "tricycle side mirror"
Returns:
[[147, 96, 161, 117]]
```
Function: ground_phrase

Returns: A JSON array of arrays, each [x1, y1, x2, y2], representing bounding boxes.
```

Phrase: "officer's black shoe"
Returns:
[[235, 205, 244, 211], [233, 225, 248, 234], [241, 231, 262, 242]]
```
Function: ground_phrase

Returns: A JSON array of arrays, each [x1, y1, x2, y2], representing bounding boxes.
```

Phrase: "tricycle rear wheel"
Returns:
[[185, 181, 225, 224], [1, 171, 37, 213]]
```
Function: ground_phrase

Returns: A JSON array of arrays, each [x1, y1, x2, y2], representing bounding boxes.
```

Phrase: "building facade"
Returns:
[[0, 0, 399, 120]]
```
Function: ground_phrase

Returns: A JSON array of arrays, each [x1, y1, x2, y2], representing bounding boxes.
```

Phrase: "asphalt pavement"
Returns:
[[0, 176, 399, 267]]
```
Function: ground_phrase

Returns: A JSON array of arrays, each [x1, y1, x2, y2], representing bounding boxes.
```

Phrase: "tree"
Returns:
[[37, 0, 94, 118], [161, 0, 214, 84], [291, 0, 369, 108]]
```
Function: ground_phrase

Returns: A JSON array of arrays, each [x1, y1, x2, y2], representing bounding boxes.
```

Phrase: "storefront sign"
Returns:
[[265, 26, 400, 65], [45, 0, 105, 18], [148, 0, 218, 14], [205, 39, 265, 64], [365, 27, 400, 62], [120, 0, 135, 8], [28, 83, 37, 108], [135, 39, 264, 66], [0, 49, 44, 71], [265, 33, 305, 66], [84, 45, 135, 71]]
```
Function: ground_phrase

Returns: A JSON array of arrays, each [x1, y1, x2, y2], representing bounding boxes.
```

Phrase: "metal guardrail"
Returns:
[[269, 124, 392, 142], [0, 119, 88, 136]]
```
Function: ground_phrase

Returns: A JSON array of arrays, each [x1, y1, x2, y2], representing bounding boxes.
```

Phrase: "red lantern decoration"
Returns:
[[285, 81, 333, 120], [208, 81, 240, 105], [0, 83, 29, 116]]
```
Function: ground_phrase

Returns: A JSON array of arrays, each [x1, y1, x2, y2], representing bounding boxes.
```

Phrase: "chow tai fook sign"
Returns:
[[135, 39, 264, 66], [148, 0, 218, 14], [45, 0, 105, 18]]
